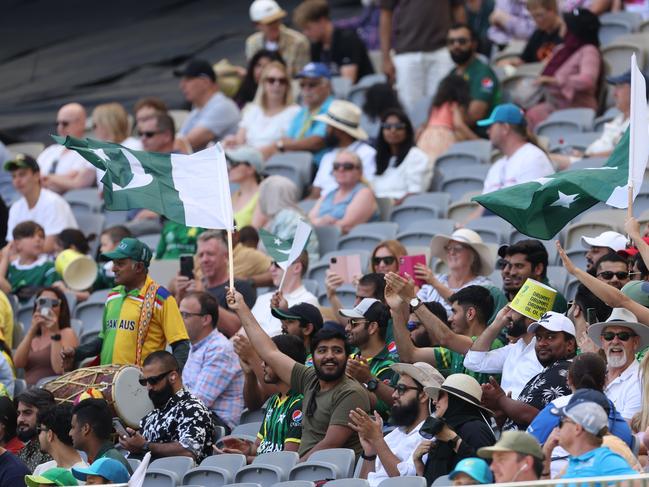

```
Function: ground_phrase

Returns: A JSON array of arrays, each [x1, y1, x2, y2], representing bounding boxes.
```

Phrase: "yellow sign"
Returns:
[[510, 278, 557, 321]]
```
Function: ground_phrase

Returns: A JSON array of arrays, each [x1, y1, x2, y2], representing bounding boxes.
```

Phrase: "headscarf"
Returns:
[[442, 392, 489, 431], [257, 175, 300, 219]]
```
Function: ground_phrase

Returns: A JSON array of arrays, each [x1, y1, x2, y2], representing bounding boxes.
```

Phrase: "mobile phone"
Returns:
[[330, 255, 362, 284], [112, 418, 130, 438], [399, 255, 427, 287], [179, 255, 194, 279]]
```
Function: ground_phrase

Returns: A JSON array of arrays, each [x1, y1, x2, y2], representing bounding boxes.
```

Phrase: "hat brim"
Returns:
[[477, 443, 544, 460], [100, 249, 130, 261], [476, 117, 496, 127], [25, 476, 56, 487], [71, 467, 91, 481], [527, 321, 575, 337], [429, 234, 494, 276], [424, 384, 494, 416], [587, 320, 649, 348], [338, 308, 365, 319], [271, 308, 303, 321], [3, 160, 36, 172], [390, 363, 444, 391], [256, 9, 287, 24], [313, 114, 368, 141]]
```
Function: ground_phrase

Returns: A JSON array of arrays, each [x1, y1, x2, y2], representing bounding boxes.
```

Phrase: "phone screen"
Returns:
[[112, 418, 129, 438], [399, 255, 427, 287], [179, 255, 194, 279]]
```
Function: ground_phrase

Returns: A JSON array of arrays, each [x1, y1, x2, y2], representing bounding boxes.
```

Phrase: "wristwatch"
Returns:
[[50, 334, 62, 342], [409, 297, 424, 313], [366, 378, 379, 392], [275, 140, 285, 152], [141, 441, 150, 453]]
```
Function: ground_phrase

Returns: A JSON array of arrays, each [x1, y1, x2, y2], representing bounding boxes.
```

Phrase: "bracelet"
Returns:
[[361, 452, 377, 461]]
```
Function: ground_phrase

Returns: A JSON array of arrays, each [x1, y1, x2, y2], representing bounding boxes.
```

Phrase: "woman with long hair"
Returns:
[[234, 50, 286, 108], [370, 240, 407, 274], [92, 102, 141, 150]]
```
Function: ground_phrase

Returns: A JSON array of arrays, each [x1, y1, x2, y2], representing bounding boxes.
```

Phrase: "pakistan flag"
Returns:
[[54, 135, 233, 230], [473, 129, 632, 240]]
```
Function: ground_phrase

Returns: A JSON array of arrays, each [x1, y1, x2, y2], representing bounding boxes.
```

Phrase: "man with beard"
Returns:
[[341, 299, 396, 420], [118, 351, 215, 463], [582, 231, 627, 272], [407, 302, 448, 349], [272, 302, 323, 366], [227, 289, 370, 459], [482, 312, 576, 431], [15, 389, 55, 472], [70, 399, 132, 474], [348, 362, 444, 487], [585, 308, 647, 421]]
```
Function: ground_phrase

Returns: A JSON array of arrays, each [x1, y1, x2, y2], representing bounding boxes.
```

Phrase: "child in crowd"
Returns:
[[94, 225, 132, 290], [72, 457, 131, 485]]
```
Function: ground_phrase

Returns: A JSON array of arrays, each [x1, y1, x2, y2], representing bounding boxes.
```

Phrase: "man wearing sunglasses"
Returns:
[[586, 308, 648, 421], [594, 253, 632, 290]]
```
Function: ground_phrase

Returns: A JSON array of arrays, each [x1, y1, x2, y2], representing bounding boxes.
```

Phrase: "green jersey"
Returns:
[[257, 391, 304, 454], [433, 336, 504, 385], [351, 346, 397, 419], [7, 256, 59, 301], [155, 220, 204, 259]]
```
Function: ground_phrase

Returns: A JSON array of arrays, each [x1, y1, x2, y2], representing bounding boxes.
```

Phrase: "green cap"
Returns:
[[101, 237, 153, 266], [621, 280, 649, 307], [3, 153, 40, 172], [25, 467, 79, 487], [477, 431, 544, 460]]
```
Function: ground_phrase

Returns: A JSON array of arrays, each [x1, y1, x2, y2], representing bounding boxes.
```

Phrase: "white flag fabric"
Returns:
[[127, 452, 151, 487], [279, 219, 313, 270]]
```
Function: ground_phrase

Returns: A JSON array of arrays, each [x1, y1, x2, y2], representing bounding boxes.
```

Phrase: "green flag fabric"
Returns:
[[55, 136, 233, 230], [259, 229, 293, 264], [472, 130, 630, 239]]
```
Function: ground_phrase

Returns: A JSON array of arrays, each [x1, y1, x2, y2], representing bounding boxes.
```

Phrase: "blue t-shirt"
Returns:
[[286, 96, 334, 165], [0, 451, 29, 487], [563, 446, 636, 479]]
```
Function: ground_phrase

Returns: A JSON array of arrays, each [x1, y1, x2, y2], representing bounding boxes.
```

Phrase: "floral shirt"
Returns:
[[140, 388, 215, 463], [503, 359, 571, 431], [17, 439, 52, 473]]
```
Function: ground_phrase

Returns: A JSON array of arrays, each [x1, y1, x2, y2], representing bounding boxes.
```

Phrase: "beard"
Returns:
[[450, 49, 473, 65], [390, 396, 420, 427], [148, 381, 175, 409], [17, 426, 37, 442], [314, 359, 346, 382], [411, 332, 432, 348], [508, 317, 528, 338], [606, 348, 628, 368]]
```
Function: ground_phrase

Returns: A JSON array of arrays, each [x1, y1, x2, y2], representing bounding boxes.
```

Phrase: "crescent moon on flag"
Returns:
[[113, 148, 154, 191]]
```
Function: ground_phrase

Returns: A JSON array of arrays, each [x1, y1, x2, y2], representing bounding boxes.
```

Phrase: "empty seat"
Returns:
[[184, 453, 247, 487], [6, 142, 45, 159], [263, 163, 303, 194], [337, 223, 398, 252], [547, 266, 569, 294], [396, 222, 455, 248], [272, 481, 315, 487], [565, 247, 588, 270], [312, 226, 341, 256], [549, 131, 601, 153], [231, 421, 263, 440], [434, 152, 483, 172], [143, 469, 178, 487], [289, 448, 355, 481], [235, 451, 299, 487], [431, 474, 453, 486], [240, 409, 266, 425], [401, 192, 452, 217], [602, 41, 645, 76], [65, 188, 104, 214], [74, 301, 105, 336], [466, 217, 513, 245], [535, 120, 583, 139], [377, 476, 427, 487], [546, 108, 596, 131], [266, 152, 313, 190], [326, 480, 369, 487], [148, 260, 180, 288], [144, 456, 194, 487], [319, 284, 357, 308], [439, 167, 489, 203], [390, 204, 440, 228], [564, 221, 618, 249]]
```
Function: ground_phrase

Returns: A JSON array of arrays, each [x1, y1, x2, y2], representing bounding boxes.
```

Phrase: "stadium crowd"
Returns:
[[3, 0, 649, 486]]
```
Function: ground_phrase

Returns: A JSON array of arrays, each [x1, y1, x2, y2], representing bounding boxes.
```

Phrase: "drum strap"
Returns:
[[135, 281, 159, 366]]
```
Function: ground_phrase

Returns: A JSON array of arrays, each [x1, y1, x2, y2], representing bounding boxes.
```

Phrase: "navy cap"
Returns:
[[565, 388, 611, 413], [607, 70, 631, 85], [173, 59, 216, 82], [272, 303, 323, 331], [295, 62, 332, 80], [477, 103, 526, 127]]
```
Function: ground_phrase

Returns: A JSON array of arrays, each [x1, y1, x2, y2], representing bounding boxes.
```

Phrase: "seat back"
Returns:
[[149, 456, 194, 476], [309, 448, 355, 478], [377, 476, 427, 487], [142, 469, 178, 487], [6, 142, 45, 159], [312, 225, 341, 256]]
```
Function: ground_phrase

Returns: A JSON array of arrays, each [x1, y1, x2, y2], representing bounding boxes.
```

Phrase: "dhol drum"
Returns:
[[44, 365, 153, 428]]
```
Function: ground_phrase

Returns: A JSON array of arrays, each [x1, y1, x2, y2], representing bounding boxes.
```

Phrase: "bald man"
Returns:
[[37, 103, 96, 193]]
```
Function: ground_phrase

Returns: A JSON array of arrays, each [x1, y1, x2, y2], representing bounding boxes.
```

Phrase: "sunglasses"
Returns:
[[138, 369, 175, 386], [265, 76, 288, 85], [407, 321, 421, 332], [395, 383, 420, 396], [299, 80, 321, 89], [381, 122, 406, 131], [447, 37, 470, 46], [138, 130, 162, 138], [36, 297, 61, 308], [333, 162, 359, 171], [601, 331, 636, 342], [180, 311, 204, 319], [597, 271, 631, 280], [227, 158, 250, 169], [349, 319, 368, 328], [372, 256, 396, 266]]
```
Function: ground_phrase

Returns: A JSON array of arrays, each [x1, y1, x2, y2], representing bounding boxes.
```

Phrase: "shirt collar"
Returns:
[[114, 274, 153, 297]]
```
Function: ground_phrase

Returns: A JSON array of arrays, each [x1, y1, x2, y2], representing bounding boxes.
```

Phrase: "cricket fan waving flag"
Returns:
[[58, 136, 235, 371], [473, 54, 649, 240]]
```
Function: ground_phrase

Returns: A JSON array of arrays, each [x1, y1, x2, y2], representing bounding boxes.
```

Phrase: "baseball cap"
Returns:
[[551, 400, 608, 436], [527, 311, 576, 337], [621, 280, 649, 306], [295, 62, 332, 80], [477, 103, 526, 127], [225, 146, 263, 174], [173, 59, 216, 82], [581, 231, 627, 252], [72, 458, 130, 484], [3, 153, 40, 172], [272, 303, 323, 331], [478, 431, 544, 460], [25, 468, 78, 487], [339, 298, 385, 321], [449, 458, 493, 484], [390, 362, 444, 390], [101, 237, 153, 266], [567, 388, 611, 413], [249, 0, 287, 24], [619, 237, 649, 257]]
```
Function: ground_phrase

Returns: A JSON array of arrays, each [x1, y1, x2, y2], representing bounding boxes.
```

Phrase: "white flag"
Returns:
[[278, 220, 312, 290], [629, 53, 649, 199], [127, 451, 151, 487]]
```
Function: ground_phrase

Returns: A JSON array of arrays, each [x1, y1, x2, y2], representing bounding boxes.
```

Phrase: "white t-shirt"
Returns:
[[7, 188, 78, 240], [251, 285, 319, 337], [37, 145, 92, 175], [240, 103, 301, 148], [33, 459, 88, 476], [313, 141, 377, 195], [482, 143, 554, 194], [371, 147, 431, 199], [605, 359, 642, 421]]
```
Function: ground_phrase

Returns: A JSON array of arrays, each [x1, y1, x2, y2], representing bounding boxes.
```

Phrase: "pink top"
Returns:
[[427, 102, 454, 130], [544, 44, 601, 110], [25, 342, 55, 385]]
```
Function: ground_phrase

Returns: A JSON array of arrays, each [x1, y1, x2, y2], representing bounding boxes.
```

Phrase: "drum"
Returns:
[[44, 365, 153, 428]]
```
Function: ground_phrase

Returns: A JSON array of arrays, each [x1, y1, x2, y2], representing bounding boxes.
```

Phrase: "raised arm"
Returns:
[[227, 289, 296, 384], [471, 306, 511, 351]]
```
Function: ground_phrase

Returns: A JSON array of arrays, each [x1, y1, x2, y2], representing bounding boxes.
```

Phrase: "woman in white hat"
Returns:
[[415, 229, 494, 315]]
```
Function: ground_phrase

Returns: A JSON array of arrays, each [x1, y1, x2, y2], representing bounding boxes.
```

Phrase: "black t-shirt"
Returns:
[[521, 28, 562, 64], [0, 451, 29, 487], [311, 27, 374, 82], [0, 196, 7, 248], [207, 279, 257, 311]]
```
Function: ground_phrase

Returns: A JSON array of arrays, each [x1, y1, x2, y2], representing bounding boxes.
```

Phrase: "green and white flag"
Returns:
[[55, 136, 233, 230], [259, 220, 312, 271], [472, 129, 631, 240]]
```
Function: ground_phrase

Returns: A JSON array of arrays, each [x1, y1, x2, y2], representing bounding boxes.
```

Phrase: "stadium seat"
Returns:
[[302, 279, 319, 296], [431, 475, 453, 486], [148, 259, 180, 288], [168, 109, 190, 131], [390, 204, 439, 227], [14, 378, 26, 396], [74, 212, 106, 256], [599, 17, 633, 46], [547, 108, 596, 131], [263, 163, 303, 194], [466, 217, 513, 245], [593, 107, 621, 132], [6, 142, 45, 159], [70, 318, 83, 337], [103, 209, 130, 227], [64, 188, 104, 214], [297, 199, 317, 215], [142, 469, 178, 487], [337, 223, 399, 252], [549, 131, 601, 154], [564, 221, 618, 249], [184, 453, 247, 487], [331, 76, 353, 99], [488, 270, 503, 289], [74, 301, 105, 337], [408, 95, 433, 129], [139, 233, 162, 252], [266, 152, 314, 191], [567, 157, 607, 171], [312, 225, 341, 256], [12, 320, 24, 347], [396, 221, 455, 248], [564, 276, 581, 301], [377, 476, 426, 487], [231, 421, 263, 441], [403, 217, 455, 235], [434, 152, 482, 172], [445, 139, 492, 163], [535, 120, 582, 139], [546, 266, 569, 294], [376, 197, 393, 222], [565, 247, 588, 271], [347, 73, 388, 106], [224, 483, 262, 487], [447, 201, 479, 222], [17, 303, 34, 334], [128, 458, 141, 471], [439, 167, 489, 203], [235, 451, 299, 487], [240, 408, 266, 425], [272, 482, 315, 487], [290, 448, 355, 480], [632, 192, 649, 215], [86, 289, 111, 303], [601, 41, 645, 76], [327, 480, 369, 487], [319, 283, 357, 308], [150, 456, 194, 475], [578, 209, 625, 231]]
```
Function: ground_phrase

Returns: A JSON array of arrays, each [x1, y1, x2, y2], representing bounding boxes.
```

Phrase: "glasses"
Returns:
[[407, 321, 421, 332], [180, 311, 204, 319], [597, 271, 631, 280], [299, 80, 321, 89], [56, 120, 70, 127], [138, 130, 162, 139], [36, 298, 61, 308], [444, 245, 467, 254], [36, 426, 49, 434], [372, 256, 396, 266], [265, 76, 288, 85], [601, 331, 636, 342], [349, 319, 367, 328], [395, 384, 420, 396], [381, 122, 406, 131], [138, 369, 176, 386], [333, 162, 359, 172], [447, 37, 470, 46], [559, 417, 575, 428]]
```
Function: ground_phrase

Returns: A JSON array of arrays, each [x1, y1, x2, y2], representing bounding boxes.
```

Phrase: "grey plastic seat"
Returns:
[[235, 451, 300, 487], [466, 217, 513, 245], [86, 288, 111, 303], [266, 151, 313, 190], [74, 301, 105, 336], [548, 131, 601, 153], [401, 192, 452, 217], [564, 221, 618, 249], [327, 479, 369, 487], [302, 279, 319, 297], [390, 204, 440, 228], [434, 152, 483, 171], [546, 108, 596, 131], [63, 188, 103, 213], [289, 448, 355, 481], [319, 283, 357, 308], [347, 73, 388, 106], [142, 469, 178, 487], [139, 233, 162, 252], [128, 458, 141, 471], [74, 212, 106, 256], [312, 225, 341, 256], [535, 119, 582, 139], [271, 481, 315, 487], [439, 167, 489, 203], [240, 409, 266, 425], [263, 163, 303, 195], [331, 76, 353, 99], [225, 483, 262, 487], [396, 221, 455, 248], [183, 453, 247, 487], [431, 474, 453, 486], [567, 157, 607, 171], [377, 476, 427, 487], [149, 456, 194, 476], [231, 421, 263, 441], [337, 223, 398, 252], [6, 141, 45, 159], [602, 42, 644, 76], [144, 456, 194, 487], [565, 247, 588, 270], [547, 265, 569, 295]]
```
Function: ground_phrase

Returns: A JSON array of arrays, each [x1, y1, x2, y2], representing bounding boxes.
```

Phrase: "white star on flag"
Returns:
[[550, 191, 579, 208], [90, 148, 109, 161], [274, 238, 282, 245]]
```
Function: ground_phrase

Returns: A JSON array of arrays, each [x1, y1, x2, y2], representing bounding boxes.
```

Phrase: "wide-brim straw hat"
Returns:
[[588, 307, 649, 348], [314, 100, 368, 141], [430, 229, 494, 276], [424, 373, 494, 416]]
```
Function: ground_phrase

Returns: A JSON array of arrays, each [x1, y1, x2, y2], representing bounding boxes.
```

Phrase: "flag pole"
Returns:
[[278, 268, 287, 293], [227, 229, 235, 290], [628, 183, 634, 219]]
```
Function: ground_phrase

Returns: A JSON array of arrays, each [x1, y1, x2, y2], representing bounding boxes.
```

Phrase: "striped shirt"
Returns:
[[257, 391, 303, 454]]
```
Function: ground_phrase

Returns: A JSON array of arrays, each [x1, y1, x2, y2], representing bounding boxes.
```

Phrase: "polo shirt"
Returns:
[[7, 255, 60, 301], [100, 275, 188, 365], [286, 96, 334, 165], [451, 57, 501, 121], [179, 91, 240, 141], [434, 336, 504, 384], [562, 447, 636, 479], [605, 360, 641, 421]]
